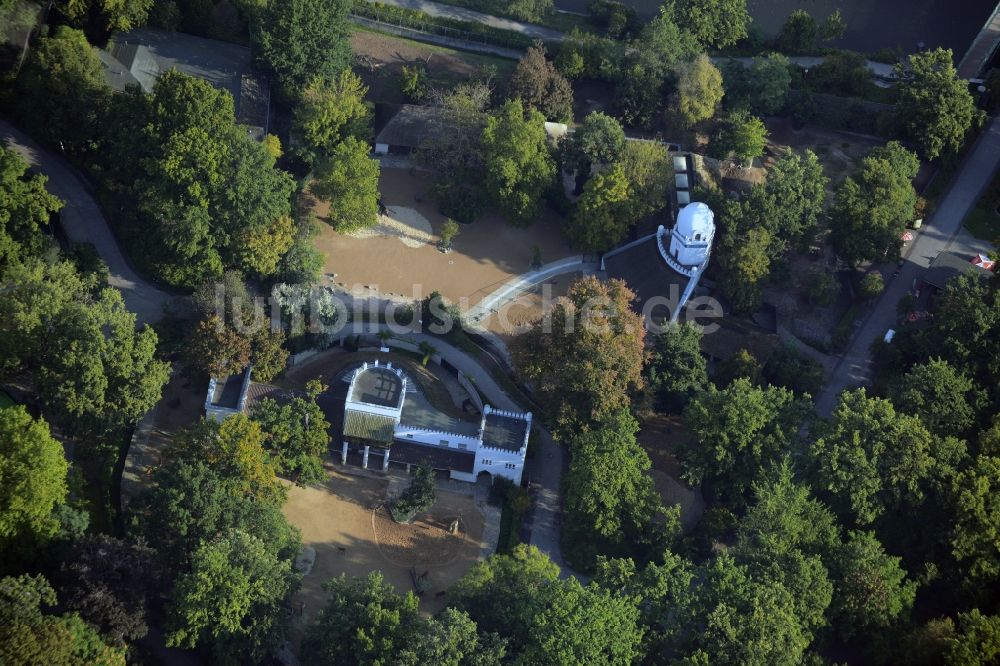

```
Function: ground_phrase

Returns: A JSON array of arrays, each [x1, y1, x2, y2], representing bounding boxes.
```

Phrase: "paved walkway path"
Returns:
[[0, 118, 171, 326], [815, 114, 1000, 415], [465, 255, 599, 324], [365, 0, 564, 41]]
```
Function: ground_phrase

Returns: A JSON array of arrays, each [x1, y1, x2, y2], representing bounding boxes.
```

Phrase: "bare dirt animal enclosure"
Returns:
[[282, 468, 485, 618]]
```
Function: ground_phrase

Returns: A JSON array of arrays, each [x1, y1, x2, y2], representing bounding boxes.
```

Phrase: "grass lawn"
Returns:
[[963, 171, 1000, 243]]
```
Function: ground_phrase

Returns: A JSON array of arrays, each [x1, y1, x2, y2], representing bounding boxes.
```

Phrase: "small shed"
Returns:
[[925, 251, 994, 289], [375, 105, 454, 155]]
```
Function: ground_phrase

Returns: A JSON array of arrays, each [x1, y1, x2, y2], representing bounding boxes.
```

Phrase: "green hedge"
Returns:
[[353, 0, 534, 50]]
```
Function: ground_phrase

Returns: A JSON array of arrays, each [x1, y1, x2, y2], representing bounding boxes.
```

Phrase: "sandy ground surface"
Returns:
[[309, 168, 576, 306], [481, 272, 579, 344], [282, 468, 484, 624]]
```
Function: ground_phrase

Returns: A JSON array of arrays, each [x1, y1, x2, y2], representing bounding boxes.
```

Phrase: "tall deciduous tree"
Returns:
[[829, 530, 917, 639], [513, 276, 646, 439], [0, 145, 63, 266], [0, 574, 125, 666], [723, 53, 792, 116], [950, 455, 1000, 589], [139, 459, 300, 573], [250, 380, 329, 485], [451, 545, 642, 664], [830, 141, 920, 265], [293, 71, 373, 166], [646, 322, 708, 412], [507, 41, 574, 123], [169, 416, 284, 506], [672, 0, 751, 48], [617, 141, 672, 221], [165, 529, 299, 659], [15, 27, 108, 159], [563, 409, 672, 567], [312, 136, 380, 232], [60, 0, 152, 30], [482, 100, 556, 227], [740, 148, 828, 255], [809, 389, 934, 524], [718, 224, 771, 314], [561, 111, 625, 175], [895, 48, 984, 159], [0, 407, 68, 549], [567, 163, 631, 251], [681, 378, 810, 508], [710, 109, 768, 166], [733, 462, 838, 639], [890, 358, 985, 437], [253, 0, 352, 100], [55, 535, 159, 646], [673, 54, 724, 128]]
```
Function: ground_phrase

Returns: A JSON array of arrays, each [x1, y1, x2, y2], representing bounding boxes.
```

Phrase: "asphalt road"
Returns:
[[0, 118, 170, 326], [815, 114, 1000, 415]]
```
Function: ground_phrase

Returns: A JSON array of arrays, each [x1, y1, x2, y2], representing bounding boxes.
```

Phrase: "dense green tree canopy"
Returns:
[[672, 0, 751, 48], [0, 257, 168, 440], [681, 378, 811, 508], [507, 41, 574, 123], [673, 54, 724, 128], [809, 389, 934, 524], [646, 322, 708, 412], [55, 535, 158, 646], [253, 0, 353, 99], [562, 111, 625, 175], [895, 48, 984, 159], [723, 53, 792, 116], [251, 380, 330, 486], [169, 416, 284, 506], [829, 530, 917, 638], [166, 529, 299, 659], [617, 141, 672, 222], [482, 100, 556, 226], [0, 574, 125, 666], [302, 573, 504, 666], [138, 459, 299, 574], [950, 455, 1000, 589], [0, 407, 68, 549], [293, 71, 373, 166], [60, 0, 152, 31], [740, 148, 828, 256], [890, 358, 985, 437], [0, 145, 62, 267], [567, 162, 632, 251], [563, 409, 670, 565], [711, 109, 768, 166], [15, 27, 108, 158], [513, 276, 646, 439], [830, 141, 919, 265], [452, 545, 642, 664], [312, 136, 381, 232]]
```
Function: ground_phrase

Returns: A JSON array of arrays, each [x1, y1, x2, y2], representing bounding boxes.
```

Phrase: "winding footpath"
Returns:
[[0, 118, 170, 325]]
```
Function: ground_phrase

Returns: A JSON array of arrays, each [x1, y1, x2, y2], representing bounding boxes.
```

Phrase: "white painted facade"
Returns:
[[346, 361, 531, 485]]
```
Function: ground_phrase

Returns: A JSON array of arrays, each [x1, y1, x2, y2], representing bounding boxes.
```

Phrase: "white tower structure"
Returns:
[[652, 201, 716, 322], [669, 202, 715, 267]]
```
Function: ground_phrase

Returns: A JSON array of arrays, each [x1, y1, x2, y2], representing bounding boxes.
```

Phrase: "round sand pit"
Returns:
[[371, 506, 471, 567], [347, 206, 434, 248]]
